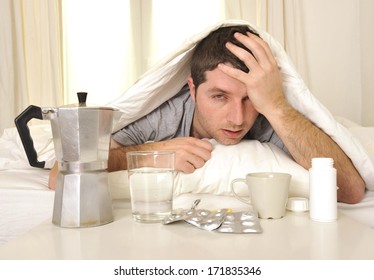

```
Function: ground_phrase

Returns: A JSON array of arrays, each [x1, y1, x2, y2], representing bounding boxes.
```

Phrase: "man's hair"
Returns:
[[190, 25, 260, 89]]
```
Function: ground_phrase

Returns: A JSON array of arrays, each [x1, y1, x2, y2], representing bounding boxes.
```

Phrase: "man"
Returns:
[[51, 25, 366, 204]]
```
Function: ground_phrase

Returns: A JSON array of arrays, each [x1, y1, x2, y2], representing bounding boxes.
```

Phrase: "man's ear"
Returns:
[[187, 76, 196, 102]]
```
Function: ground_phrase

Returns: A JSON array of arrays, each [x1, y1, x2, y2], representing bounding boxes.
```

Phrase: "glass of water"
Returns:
[[126, 151, 175, 223]]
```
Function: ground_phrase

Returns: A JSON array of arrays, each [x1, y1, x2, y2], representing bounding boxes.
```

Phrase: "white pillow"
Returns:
[[174, 139, 309, 197], [109, 139, 310, 199], [347, 127, 374, 162]]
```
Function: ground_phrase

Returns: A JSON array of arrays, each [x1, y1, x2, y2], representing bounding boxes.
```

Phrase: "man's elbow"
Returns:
[[338, 179, 366, 204]]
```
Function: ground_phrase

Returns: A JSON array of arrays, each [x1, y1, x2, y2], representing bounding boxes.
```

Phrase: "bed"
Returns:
[[0, 115, 374, 246], [1, 20, 374, 246]]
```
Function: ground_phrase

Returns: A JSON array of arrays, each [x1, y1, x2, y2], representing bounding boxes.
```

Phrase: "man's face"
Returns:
[[188, 67, 259, 145]]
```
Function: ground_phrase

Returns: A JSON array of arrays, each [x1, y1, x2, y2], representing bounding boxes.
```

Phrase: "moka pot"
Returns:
[[15, 92, 115, 228]]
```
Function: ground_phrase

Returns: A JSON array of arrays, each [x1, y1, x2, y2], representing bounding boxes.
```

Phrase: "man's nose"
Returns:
[[228, 102, 245, 125]]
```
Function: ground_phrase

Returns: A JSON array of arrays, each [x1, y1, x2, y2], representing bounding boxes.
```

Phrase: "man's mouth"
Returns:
[[222, 129, 243, 138]]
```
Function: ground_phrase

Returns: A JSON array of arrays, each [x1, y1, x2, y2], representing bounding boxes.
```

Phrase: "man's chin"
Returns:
[[214, 137, 242, 146]]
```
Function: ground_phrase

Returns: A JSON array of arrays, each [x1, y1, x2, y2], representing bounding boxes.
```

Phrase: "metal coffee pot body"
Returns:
[[15, 93, 115, 228]]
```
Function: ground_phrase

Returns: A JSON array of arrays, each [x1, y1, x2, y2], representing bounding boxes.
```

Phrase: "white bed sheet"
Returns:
[[338, 190, 374, 228], [0, 169, 54, 245], [1, 167, 374, 247]]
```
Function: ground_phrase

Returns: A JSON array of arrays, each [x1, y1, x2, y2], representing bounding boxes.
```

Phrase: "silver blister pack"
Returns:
[[184, 208, 230, 231], [217, 210, 262, 233], [163, 199, 262, 234], [163, 208, 187, 225], [162, 208, 229, 231]]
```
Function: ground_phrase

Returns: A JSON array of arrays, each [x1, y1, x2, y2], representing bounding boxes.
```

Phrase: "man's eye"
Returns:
[[213, 94, 225, 100]]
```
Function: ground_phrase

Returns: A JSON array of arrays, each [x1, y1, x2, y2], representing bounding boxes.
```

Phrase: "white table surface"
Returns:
[[1, 194, 374, 260]]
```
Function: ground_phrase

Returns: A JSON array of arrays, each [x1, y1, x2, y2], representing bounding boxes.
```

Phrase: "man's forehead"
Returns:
[[202, 69, 247, 94]]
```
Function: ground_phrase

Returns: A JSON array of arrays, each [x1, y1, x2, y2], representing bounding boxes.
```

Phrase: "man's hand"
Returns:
[[108, 137, 213, 174], [154, 137, 214, 173], [218, 31, 285, 116], [48, 161, 58, 190]]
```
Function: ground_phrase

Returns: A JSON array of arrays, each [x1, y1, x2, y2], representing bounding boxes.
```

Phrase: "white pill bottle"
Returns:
[[309, 157, 337, 222]]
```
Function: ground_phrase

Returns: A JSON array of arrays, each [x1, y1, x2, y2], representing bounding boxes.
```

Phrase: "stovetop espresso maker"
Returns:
[[15, 92, 115, 228]]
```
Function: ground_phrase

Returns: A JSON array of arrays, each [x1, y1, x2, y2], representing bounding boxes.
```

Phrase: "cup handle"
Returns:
[[230, 178, 250, 204]]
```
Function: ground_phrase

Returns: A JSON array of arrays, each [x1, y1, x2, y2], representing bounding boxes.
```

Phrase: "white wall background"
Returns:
[[300, 0, 374, 126]]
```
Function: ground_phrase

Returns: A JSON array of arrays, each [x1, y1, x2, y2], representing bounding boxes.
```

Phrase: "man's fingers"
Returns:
[[175, 152, 206, 173], [172, 138, 213, 173]]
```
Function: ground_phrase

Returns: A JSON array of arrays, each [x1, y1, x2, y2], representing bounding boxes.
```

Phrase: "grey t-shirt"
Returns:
[[112, 85, 194, 145], [112, 84, 288, 153]]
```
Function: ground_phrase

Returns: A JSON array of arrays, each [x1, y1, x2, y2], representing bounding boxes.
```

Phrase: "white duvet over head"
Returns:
[[106, 19, 374, 194]]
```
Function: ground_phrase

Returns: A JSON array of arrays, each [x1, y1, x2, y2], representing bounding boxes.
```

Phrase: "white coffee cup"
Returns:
[[230, 172, 291, 219]]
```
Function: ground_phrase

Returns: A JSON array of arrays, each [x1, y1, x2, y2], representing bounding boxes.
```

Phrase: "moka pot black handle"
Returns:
[[14, 105, 45, 168]]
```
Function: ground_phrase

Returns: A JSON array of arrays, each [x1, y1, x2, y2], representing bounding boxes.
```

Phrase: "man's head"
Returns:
[[190, 25, 259, 90], [188, 25, 261, 145]]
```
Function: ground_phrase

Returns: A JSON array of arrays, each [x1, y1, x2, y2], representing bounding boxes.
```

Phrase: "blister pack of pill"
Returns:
[[183, 208, 230, 231], [163, 199, 262, 234], [217, 211, 262, 233]]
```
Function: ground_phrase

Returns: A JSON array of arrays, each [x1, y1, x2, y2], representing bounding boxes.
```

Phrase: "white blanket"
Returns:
[[107, 19, 374, 191]]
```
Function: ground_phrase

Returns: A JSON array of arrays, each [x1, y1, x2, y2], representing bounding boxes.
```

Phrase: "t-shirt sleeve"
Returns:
[[112, 115, 157, 146], [111, 85, 193, 146]]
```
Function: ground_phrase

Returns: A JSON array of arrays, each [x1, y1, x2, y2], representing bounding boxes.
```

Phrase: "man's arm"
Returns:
[[266, 101, 365, 204], [48, 137, 213, 190], [219, 31, 365, 204], [108, 137, 213, 174]]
